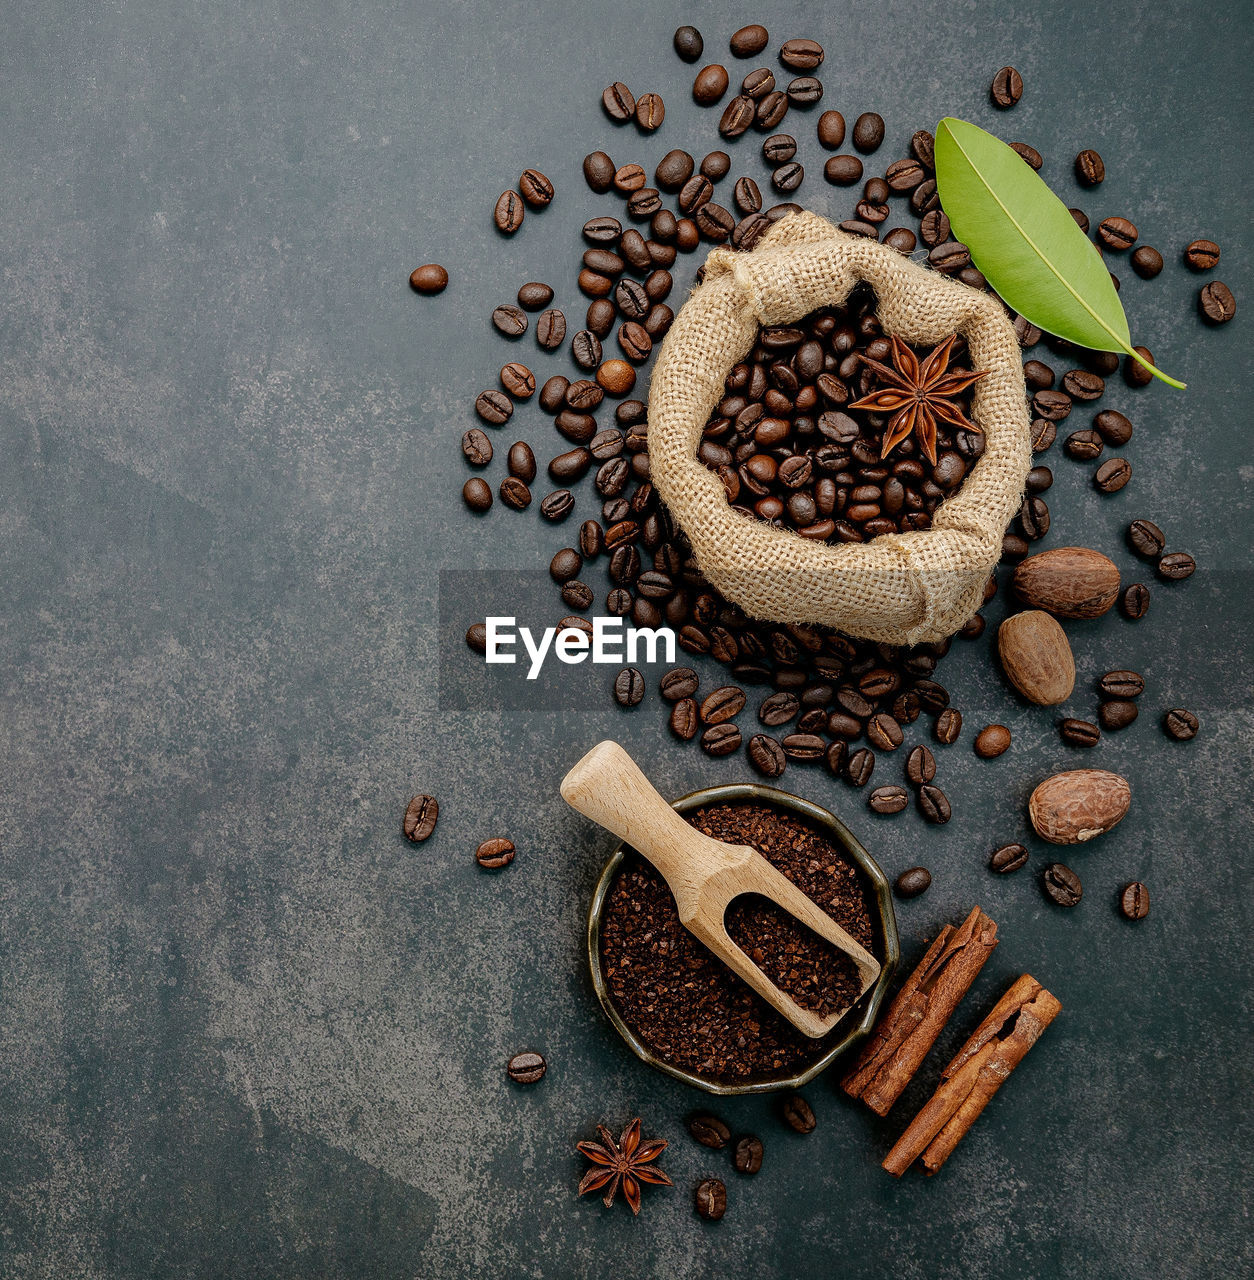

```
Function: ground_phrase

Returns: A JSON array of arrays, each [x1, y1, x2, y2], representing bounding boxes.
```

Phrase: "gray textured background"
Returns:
[[1, 1, 1251, 1277]]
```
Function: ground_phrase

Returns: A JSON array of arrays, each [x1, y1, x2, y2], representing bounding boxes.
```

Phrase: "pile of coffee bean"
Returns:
[[694, 287, 982, 542], [600, 802, 876, 1081]]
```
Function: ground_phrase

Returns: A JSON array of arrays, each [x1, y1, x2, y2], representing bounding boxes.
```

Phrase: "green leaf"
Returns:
[[934, 117, 1184, 390]]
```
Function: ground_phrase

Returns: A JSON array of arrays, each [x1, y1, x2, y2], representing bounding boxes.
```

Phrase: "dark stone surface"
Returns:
[[0, 2, 1250, 1277]]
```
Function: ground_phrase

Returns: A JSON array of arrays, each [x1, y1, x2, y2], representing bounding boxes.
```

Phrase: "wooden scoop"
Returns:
[[561, 740, 881, 1039]]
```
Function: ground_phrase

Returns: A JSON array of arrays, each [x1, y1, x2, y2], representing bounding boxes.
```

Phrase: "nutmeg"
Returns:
[[1028, 769, 1131, 844], [1011, 546, 1121, 619], [997, 610, 1076, 705]]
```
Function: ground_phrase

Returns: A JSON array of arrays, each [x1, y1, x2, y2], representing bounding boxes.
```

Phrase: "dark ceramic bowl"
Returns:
[[586, 782, 900, 1096]]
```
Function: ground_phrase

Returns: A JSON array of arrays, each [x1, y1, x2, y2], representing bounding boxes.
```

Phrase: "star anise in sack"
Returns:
[[849, 333, 988, 465], [576, 1117, 672, 1214]]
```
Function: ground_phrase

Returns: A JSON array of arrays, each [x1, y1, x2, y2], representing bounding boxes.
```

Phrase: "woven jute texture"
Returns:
[[647, 210, 1031, 645]]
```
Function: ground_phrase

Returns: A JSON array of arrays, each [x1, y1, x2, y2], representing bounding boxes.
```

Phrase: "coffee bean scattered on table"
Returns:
[[781, 1095, 816, 1134], [1157, 552, 1196, 581], [409, 264, 448, 294], [613, 666, 645, 707], [494, 191, 525, 234], [1042, 862, 1083, 907], [695, 1178, 727, 1221], [1184, 238, 1220, 271], [462, 477, 492, 512], [1074, 148, 1105, 186], [1199, 281, 1236, 324], [869, 785, 909, 815], [1119, 882, 1150, 921], [519, 168, 555, 209], [729, 24, 769, 57], [895, 866, 932, 898], [403, 794, 439, 842], [476, 837, 516, 869], [733, 1136, 764, 1174], [673, 25, 703, 62], [1163, 708, 1199, 740], [1060, 718, 1101, 747], [506, 1051, 546, 1084], [1099, 699, 1138, 730], [990, 66, 1023, 108], [689, 1115, 731, 1149], [974, 724, 1011, 758], [917, 784, 951, 824], [989, 843, 1029, 874]]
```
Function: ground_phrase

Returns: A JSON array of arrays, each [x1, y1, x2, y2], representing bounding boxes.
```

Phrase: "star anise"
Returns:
[[576, 1117, 672, 1215], [848, 333, 988, 465]]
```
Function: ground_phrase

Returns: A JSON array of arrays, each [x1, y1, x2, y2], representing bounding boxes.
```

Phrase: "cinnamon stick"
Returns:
[[842, 906, 998, 1116], [882, 974, 1062, 1176]]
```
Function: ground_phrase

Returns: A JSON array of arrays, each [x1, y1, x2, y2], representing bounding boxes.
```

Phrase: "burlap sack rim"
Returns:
[[646, 210, 1032, 646]]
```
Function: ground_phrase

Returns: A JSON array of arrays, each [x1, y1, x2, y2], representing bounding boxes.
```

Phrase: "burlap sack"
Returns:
[[647, 210, 1031, 646]]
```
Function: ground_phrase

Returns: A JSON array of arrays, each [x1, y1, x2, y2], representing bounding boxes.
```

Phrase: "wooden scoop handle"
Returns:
[[560, 741, 722, 894]]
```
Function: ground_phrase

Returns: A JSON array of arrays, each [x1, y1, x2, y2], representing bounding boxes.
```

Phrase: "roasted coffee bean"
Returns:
[[718, 94, 755, 137], [518, 168, 554, 209], [1032, 388, 1072, 421], [747, 733, 786, 777], [845, 748, 875, 787], [772, 162, 804, 192], [699, 152, 731, 183], [934, 707, 962, 744], [1023, 360, 1054, 390], [895, 867, 932, 898], [618, 322, 652, 361], [989, 843, 1029, 874], [689, 1114, 732, 1149], [1119, 881, 1150, 921], [494, 191, 524, 234], [869, 785, 909, 815], [654, 151, 694, 194], [729, 24, 769, 57], [866, 713, 903, 751], [1026, 466, 1054, 493], [539, 489, 575, 521], [561, 580, 593, 611], [910, 178, 940, 213], [550, 449, 591, 484], [919, 209, 951, 248], [1042, 862, 1082, 907], [693, 64, 731, 108], [1184, 238, 1220, 271], [1099, 699, 1138, 731], [755, 91, 788, 129], [583, 216, 623, 247], [403, 794, 439, 842], [1010, 142, 1043, 170], [1121, 582, 1151, 619], [461, 428, 493, 467], [499, 476, 532, 510], [500, 362, 535, 399], [409, 264, 448, 294], [701, 685, 747, 724], [817, 110, 845, 149], [1031, 419, 1057, 451], [759, 691, 799, 726], [914, 680, 949, 713], [613, 666, 645, 708], [1163, 708, 1199, 741], [786, 76, 823, 106], [499, 444, 535, 487], [571, 330, 603, 370], [491, 304, 527, 337], [597, 359, 637, 395], [905, 744, 936, 786], [465, 623, 487, 654], [1094, 410, 1134, 446], [660, 667, 699, 701], [1019, 495, 1050, 540], [583, 150, 616, 192], [678, 174, 714, 214], [741, 66, 775, 99], [781, 733, 825, 762], [733, 1135, 763, 1174], [824, 154, 863, 185], [1094, 458, 1132, 493], [1065, 429, 1104, 460], [1199, 281, 1236, 324], [1074, 148, 1105, 186], [584, 299, 615, 339], [669, 697, 699, 740], [506, 1051, 546, 1084], [1062, 369, 1104, 401], [884, 228, 917, 254], [701, 722, 742, 756], [990, 65, 1023, 108], [734, 176, 763, 213], [462, 477, 492, 512], [1097, 216, 1138, 251], [929, 240, 971, 273], [1131, 245, 1164, 278], [475, 389, 513, 425], [539, 375, 569, 414], [780, 37, 824, 70], [1158, 550, 1198, 584], [781, 1095, 816, 1134], [885, 157, 926, 191], [636, 92, 665, 131], [516, 282, 554, 313], [696, 203, 735, 241], [695, 1179, 727, 1221], [1099, 670, 1145, 699], [974, 724, 1011, 759], [613, 163, 647, 193], [602, 81, 635, 122], [1124, 346, 1155, 387], [475, 837, 515, 870], [851, 112, 885, 153], [1060, 718, 1101, 747], [535, 308, 566, 350], [917, 784, 951, 824]]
